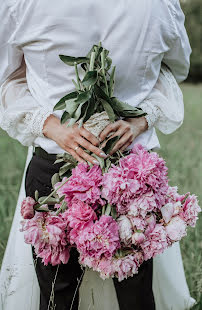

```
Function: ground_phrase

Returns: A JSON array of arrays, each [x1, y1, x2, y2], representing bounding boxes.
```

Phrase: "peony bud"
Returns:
[[21, 197, 36, 219]]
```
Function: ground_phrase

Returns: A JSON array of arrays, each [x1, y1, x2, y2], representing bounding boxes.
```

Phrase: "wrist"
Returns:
[[42, 114, 61, 140], [125, 116, 148, 134]]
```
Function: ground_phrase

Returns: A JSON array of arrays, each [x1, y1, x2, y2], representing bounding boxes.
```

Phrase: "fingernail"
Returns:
[[93, 160, 100, 165], [100, 152, 107, 158]]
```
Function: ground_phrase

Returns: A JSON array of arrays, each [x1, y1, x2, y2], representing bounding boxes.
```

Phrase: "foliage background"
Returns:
[[181, 0, 202, 82]]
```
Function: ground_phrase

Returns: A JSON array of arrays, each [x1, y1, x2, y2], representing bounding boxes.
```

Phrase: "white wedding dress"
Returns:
[[0, 145, 196, 310]]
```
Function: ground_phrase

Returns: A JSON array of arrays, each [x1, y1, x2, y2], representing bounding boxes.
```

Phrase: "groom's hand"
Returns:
[[99, 117, 148, 155]]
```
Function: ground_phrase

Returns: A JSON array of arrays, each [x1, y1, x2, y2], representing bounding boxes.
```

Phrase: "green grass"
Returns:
[[0, 84, 201, 308]]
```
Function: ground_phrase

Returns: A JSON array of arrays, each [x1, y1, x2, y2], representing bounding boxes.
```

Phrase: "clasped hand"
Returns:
[[43, 115, 148, 165]]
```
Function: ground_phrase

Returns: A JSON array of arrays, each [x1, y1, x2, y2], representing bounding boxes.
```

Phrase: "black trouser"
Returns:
[[25, 151, 155, 310]]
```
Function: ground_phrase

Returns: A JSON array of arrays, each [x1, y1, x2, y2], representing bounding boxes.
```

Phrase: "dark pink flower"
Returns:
[[76, 215, 120, 260], [56, 163, 104, 206], [21, 197, 36, 219]]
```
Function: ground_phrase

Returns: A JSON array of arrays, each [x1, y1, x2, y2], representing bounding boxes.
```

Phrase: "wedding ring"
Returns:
[[74, 146, 79, 152]]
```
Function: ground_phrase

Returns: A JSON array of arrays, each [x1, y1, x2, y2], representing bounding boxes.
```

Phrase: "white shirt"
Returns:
[[0, 0, 191, 153]]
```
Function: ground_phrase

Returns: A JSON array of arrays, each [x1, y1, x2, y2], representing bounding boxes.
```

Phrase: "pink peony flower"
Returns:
[[161, 202, 182, 224], [117, 215, 133, 245], [63, 200, 97, 244], [55, 163, 104, 206], [21, 212, 70, 265], [102, 144, 169, 215], [130, 216, 146, 231], [111, 252, 144, 281], [76, 215, 120, 260], [128, 191, 157, 218], [141, 224, 168, 260], [21, 197, 36, 219], [182, 195, 201, 227], [165, 216, 187, 242], [132, 232, 145, 244], [145, 214, 156, 236]]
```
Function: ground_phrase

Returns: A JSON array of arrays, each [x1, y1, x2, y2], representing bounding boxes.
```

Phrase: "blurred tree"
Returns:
[[181, 0, 202, 82]]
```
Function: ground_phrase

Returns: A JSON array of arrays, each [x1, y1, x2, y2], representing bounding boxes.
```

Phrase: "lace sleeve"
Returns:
[[138, 63, 184, 134], [0, 58, 53, 146]]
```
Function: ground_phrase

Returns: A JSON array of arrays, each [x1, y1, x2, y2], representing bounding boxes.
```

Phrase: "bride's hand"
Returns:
[[43, 115, 107, 164], [99, 117, 148, 155]]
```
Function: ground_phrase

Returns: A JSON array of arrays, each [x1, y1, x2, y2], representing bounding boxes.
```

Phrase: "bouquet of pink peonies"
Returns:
[[20, 43, 201, 281], [21, 144, 201, 281]]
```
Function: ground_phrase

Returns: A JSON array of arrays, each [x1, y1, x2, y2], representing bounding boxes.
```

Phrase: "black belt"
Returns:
[[34, 147, 57, 161]]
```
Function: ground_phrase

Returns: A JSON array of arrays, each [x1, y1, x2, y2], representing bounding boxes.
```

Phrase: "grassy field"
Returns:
[[0, 84, 201, 308]]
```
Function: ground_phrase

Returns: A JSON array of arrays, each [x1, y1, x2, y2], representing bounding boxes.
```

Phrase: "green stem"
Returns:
[[101, 51, 109, 96], [89, 51, 96, 71], [74, 62, 81, 90], [39, 177, 69, 206]]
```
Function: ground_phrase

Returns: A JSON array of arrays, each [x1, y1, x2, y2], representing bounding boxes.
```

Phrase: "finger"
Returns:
[[110, 132, 133, 155], [76, 136, 107, 158], [80, 127, 100, 146], [120, 141, 132, 152], [64, 146, 84, 163], [99, 122, 121, 142], [75, 147, 100, 165]]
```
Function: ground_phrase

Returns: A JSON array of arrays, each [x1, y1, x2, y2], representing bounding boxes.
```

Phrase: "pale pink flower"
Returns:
[[132, 232, 145, 244], [165, 216, 187, 242], [117, 215, 133, 245], [161, 202, 182, 224], [141, 224, 168, 260], [76, 215, 120, 260], [112, 252, 144, 281], [182, 195, 201, 227], [130, 216, 146, 231], [21, 212, 70, 265], [129, 191, 157, 218], [145, 214, 156, 236], [21, 197, 36, 219], [55, 163, 104, 206]]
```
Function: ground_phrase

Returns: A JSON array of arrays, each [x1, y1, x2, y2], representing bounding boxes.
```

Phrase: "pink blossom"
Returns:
[[182, 195, 201, 227], [145, 214, 156, 236], [111, 252, 144, 281], [117, 215, 133, 245], [21, 212, 70, 265], [132, 232, 145, 244], [130, 216, 146, 231], [165, 216, 187, 242], [21, 197, 36, 219], [161, 202, 182, 224], [76, 215, 120, 260], [128, 191, 157, 218], [55, 163, 104, 206], [63, 200, 97, 244], [102, 144, 169, 215], [141, 224, 168, 260]]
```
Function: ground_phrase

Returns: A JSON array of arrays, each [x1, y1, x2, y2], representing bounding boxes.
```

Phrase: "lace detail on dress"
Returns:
[[23, 107, 53, 138], [138, 101, 161, 129]]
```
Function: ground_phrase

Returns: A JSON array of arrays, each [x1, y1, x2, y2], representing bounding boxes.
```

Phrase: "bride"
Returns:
[[0, 0, 196, 309]]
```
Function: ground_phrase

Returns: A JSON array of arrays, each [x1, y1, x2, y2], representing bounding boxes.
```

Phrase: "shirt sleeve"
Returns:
[[163, 0, 192, 83], [0, 2, 53, 146], [139, 63, 184, 135], [0, 57, 53, 146]]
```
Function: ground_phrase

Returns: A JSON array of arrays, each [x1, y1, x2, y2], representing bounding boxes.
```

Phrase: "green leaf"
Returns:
[[61, 111, 70, 124], [103, 136, 120, 154], [59, 162, 75, 177], [81, 97, 96, 123], [92, 154, 105, 169], [51, 173, 60, 188], [101, 99, 116, 122], [110, 97, 146, 118], [59, 55, 89, 66], [105, 204, 112, 216], [53, 91, 78, 111], [38, 197, 59, 205], [109, 66, 116, 97], [82, 71, 98, 88], [35, 190, 39, 201], [74, 90, 92, 105], [94, 84, 113, 106], [106, 57, 112, 71], [65, 99, 80, 117], [111, 206, 117, 219]]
